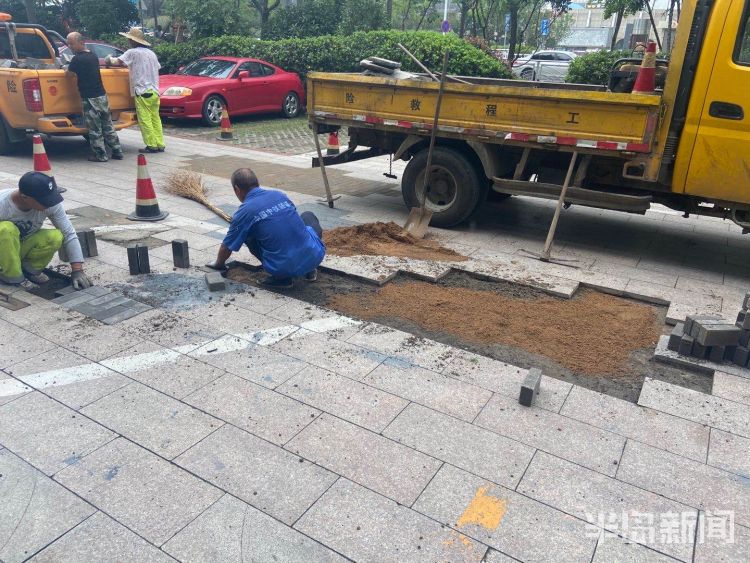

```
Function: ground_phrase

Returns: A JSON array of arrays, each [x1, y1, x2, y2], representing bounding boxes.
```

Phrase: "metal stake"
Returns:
[[312, 126, 337, 208], [541, 151, 578, 261]]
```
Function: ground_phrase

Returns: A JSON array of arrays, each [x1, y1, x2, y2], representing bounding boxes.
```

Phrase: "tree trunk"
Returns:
[[23, 0, 37, 23], [459, 2, 469, 36], [152, 1, 159, 33], [386, 0, 393, 26], [508, 5, 519, 63], [644, 0, 662, 51], [610, 8, 624, 51]]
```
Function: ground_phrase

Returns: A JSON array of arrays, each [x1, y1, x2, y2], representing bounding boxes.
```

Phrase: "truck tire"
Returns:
[[0, 118, 12, 155], [401, 146, 486, 228]]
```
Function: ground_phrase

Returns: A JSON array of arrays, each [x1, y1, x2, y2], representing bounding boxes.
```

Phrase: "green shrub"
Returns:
[[264, 0, 341, 40], [565, 50, 630, 86], [153, 30, 511, 81], [77, 0, 138, 38]]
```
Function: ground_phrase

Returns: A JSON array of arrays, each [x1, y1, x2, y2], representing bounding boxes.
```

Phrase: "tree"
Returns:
[[76, 0, 137, 37], [265, 0, 342, 40], [338, 0, 387, 35], [603, 0, 644, 50], [23, 0, 36, 22], [165, 0, 255, 38], [250, 0, 281, 33], [142, 0, 166, 33]]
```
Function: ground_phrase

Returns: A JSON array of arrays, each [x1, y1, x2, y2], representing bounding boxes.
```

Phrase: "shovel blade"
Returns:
[[403, 206, 433, 239]]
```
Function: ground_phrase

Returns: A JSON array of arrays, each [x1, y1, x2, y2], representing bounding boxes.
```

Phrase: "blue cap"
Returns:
[[19, 172, 63, 208]]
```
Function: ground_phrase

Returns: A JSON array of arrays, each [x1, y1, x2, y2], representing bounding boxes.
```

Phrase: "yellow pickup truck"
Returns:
[[0, 14, 136, 154], [309, 0, 750, 230]]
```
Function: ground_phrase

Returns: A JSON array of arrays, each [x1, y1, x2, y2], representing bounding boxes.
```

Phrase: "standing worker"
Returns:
[[106, 27, 165, 154], [65, 32, 123, 162], [0, 172, 92, 290], [206, 168, 326, 289]]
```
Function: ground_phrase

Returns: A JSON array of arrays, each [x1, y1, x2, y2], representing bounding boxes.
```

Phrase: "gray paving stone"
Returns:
[[55, 438, 222, 546], [0, 319, 57, 369], [117, 310, 225, 352], [0, 449, 95, 563], [36, 366, 132, 411], [162, 494, 346, 562], [286, 414, 441, 506], [295, 478, 487, 562], [271, 330, 386, 380], [364, 360, 492, 422], [517, 451, 695, 561], [175, 425, 337, 525], [475, 393, 625, 476], [81, 382, 222, 459], [277, 365, 408, 432], [483, 550, 518, 562], [638, 378, 750, 439], [560, 386, 710, 462], [383, 403, 534, 489], [592, 534, 677, 562], [183, 373, 319, 444], [707, 429, 750, 478], [2, 346, 90, 378], [653, 335, 750, 379], [694, 515, 750, 562], [414, 464, 596, 562], [30, 511, 176, 562], [617, 440, 750, 528], [712, 371, 750, 407], [42, 323, 144, 362], [0, 392, 115, 475], [179, 302, 280, 336], [0, 373, 30, 405]]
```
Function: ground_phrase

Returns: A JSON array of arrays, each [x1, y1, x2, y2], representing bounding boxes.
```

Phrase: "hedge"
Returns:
[[151, 31, 511, 81], [565, 50, 631, 86]]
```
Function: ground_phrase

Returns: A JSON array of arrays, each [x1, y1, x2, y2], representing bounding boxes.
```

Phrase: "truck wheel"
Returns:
[[0, 119, 12, 155], [401, 146, 486, 228]]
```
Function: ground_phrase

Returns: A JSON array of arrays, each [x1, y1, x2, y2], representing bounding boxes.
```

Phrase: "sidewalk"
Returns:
[[0, 129, 748, 562]]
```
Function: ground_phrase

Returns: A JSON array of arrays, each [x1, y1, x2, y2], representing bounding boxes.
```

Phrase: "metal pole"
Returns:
[[312, 128, 335, 208], [541, 151, 578, 261]]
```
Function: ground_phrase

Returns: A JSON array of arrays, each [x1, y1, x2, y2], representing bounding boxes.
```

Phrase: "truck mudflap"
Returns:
[[35, 111, 137, 134]]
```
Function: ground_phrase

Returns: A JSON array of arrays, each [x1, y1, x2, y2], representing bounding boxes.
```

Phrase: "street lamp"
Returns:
[[441, 0, 450, 34]]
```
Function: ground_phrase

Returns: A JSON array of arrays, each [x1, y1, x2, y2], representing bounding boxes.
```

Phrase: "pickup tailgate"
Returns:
[[308, 73, 662, 153], [39, 68, 133, 116]]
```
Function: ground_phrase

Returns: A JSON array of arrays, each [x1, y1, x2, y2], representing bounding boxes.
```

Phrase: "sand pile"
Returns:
[[323, 222, 467, 262], [330, 283, 660, 375]]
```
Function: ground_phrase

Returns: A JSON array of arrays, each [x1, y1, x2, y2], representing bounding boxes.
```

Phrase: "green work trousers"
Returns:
[[135, 90, 164, 149], [0, 222, 63, 283]]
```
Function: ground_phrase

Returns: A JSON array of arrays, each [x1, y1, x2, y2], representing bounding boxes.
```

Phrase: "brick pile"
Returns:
[[668, 294, 750, 367]]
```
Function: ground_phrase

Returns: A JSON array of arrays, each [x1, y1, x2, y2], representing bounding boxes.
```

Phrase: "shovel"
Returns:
[[404, 50, 450, 239]]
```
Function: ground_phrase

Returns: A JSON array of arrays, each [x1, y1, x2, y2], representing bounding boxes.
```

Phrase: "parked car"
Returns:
[[159, 57, 306, 126], [58, 40, 124, 66], [512, 50, 578, 82]]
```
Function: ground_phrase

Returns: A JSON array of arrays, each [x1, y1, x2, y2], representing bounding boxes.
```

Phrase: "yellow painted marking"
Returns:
[[456, 485, 507, 531]]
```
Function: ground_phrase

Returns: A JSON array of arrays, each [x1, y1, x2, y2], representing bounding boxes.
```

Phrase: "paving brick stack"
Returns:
[[668, 296, 750, 367]]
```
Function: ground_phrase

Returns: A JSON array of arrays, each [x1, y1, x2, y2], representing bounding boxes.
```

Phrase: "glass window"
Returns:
[[0, 30, 53, 59], [180, 59, 236, 78], [555, 53, 572, 61], [235, 61, 262, 77], [736, 2, 750, 64], [261, 64, 275, 76]]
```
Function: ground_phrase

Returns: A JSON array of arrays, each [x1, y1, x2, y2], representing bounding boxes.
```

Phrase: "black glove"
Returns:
[[71, 270, 92, 290]]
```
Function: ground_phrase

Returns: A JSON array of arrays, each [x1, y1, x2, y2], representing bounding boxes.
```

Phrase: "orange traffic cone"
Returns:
[[217, 109, 233, 141], [632, 41, 657, 94], [127, 154, 168, 221], [32, 134, 66, 193], [326, 131, 340, 156]]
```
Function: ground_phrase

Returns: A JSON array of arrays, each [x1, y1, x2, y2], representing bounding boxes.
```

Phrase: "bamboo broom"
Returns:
[[165, 170, 232, 223]]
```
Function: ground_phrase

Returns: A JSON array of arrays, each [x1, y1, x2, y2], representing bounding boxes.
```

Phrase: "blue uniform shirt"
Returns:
[[223, 188, 326, 278]]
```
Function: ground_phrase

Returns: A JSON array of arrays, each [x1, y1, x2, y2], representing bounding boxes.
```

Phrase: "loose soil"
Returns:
[[323, 222, 467, 262], [226, 266, 711, 402]]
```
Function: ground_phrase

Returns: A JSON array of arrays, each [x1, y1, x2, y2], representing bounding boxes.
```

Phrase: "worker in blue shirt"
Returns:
[[206, 168, 325, 289]]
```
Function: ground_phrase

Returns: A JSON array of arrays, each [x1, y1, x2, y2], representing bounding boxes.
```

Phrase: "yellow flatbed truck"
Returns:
[[308, 0, 750, 230], [0, 14, 136, 154]]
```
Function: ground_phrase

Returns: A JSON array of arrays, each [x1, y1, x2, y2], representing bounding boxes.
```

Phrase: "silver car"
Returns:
[[512, 50, 578, 82]]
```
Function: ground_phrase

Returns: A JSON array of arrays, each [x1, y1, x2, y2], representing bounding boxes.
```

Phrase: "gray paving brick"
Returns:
[[517, 451, 695, 561], [638, 378, 750, 439], [0, 320, 57, 369], [694, 516, 750, 562], [617, 440, 750, 528], [475, 393, 625, 476], [0, 392, 115, 475], [55, 438, 222, 546], [30, 511, 176, 563], [383, 403, 534, 489], [592, 534, 677, 562], [414, 464, 596, 562], [707, 429, 750, 478], [483, 550, 517, 562], [277, 365, 407, 431], [162, 494, 346, 562], [42, 323, 144, 363], [118, 310, 225, 351], [0, 449, 95, 563], [712, 371, 750, 407], [175, 425, 336, 525], [286, 414, 441, 506], [560, 386, 710, 462], [179, 302, 281, 336], [364, 360, 492, 422], [294, 478, 486, 562], [183, 373, 318, 444], [81, 382, 222, 459]]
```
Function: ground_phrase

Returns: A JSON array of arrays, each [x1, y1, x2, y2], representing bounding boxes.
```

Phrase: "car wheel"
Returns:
[[282, 92, 300, 118], [401, 146, 487, 228], [202, 95, 225, 127], [520, 68, 534, 80]]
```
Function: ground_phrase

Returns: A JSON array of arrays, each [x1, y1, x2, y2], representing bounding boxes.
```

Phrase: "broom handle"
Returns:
[[202, 201, 232, 223]]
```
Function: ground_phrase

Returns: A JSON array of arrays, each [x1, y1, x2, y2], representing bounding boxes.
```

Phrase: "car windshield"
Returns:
[[179, 59, 235, 78]]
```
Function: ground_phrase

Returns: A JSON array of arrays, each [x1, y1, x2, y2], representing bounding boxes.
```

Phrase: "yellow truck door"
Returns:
[[682, 0, 750, 203]]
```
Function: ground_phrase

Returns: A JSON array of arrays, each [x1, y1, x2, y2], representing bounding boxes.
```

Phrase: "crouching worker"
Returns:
[[206, 168, 325, 289], [0, 172, 92, 290]]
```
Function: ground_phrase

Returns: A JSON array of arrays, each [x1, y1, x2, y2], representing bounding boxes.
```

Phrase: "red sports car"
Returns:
[[159, 57, 305, 126]]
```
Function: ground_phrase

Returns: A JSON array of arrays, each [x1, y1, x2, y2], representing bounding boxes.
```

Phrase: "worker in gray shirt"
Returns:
[[0, 172, 92, 290]]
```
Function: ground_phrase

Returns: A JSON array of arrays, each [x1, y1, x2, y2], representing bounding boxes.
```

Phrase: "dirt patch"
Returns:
[[323, 222, 467, 262]]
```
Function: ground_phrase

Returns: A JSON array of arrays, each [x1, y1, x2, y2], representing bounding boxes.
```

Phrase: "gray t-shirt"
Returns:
[[0, 189, 84, 264], [117, 47, 160, 96]]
